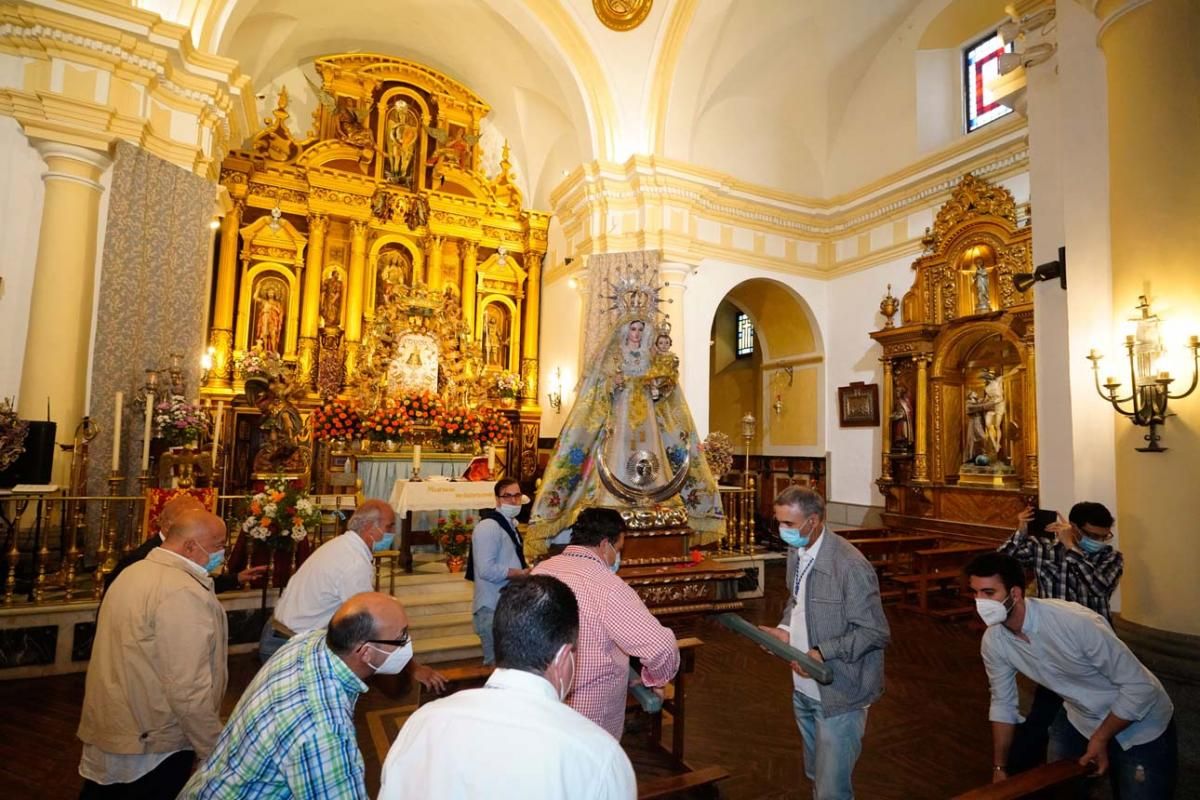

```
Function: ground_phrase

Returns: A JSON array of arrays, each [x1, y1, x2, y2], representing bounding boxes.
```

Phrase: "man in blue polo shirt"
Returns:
[[466, 478, 530, 664]]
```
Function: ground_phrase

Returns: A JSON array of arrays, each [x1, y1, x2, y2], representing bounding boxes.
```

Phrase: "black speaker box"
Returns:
[[0, 420, 57, 487]]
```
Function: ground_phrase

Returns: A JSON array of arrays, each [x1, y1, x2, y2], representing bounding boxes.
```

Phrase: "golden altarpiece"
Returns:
[[201, 54, 550, 486], [870, 174, 1038, 539]]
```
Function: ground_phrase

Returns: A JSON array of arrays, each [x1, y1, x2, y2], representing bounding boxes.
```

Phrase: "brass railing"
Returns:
[[718, 477, 756, 554]]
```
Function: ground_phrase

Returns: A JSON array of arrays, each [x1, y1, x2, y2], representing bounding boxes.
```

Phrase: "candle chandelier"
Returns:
[[1086, 296, 1200, 452]]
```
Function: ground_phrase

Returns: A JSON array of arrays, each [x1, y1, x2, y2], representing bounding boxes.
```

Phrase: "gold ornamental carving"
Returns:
[[593, 0, 653, 31], [925, 173, 1019, 253], [619, 505, 690, 530], [635, 581, 710, 607]]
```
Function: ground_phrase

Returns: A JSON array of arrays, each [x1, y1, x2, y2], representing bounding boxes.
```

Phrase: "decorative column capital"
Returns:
[[349, 219, 370, 238], [31, 140, 111, 192], [458, 240, 479, 260], [308, 213, 329, 234]]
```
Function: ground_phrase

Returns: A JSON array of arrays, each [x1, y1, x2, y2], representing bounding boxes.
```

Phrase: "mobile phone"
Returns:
[[1028, 508, 1058, 538]]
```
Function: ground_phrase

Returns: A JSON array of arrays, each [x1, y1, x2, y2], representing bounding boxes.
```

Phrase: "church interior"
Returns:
[[0, 0, 1197, 797]]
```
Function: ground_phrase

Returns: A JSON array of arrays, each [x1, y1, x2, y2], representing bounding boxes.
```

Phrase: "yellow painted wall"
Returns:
[[709, 300, 762, 450], [769, 364, 819, 446], [919, 0, 1011, 49], [726, 278, 818, 358], [1102, 0, 1200, 636]]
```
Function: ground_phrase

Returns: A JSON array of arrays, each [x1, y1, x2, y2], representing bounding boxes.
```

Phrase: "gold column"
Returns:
[[880, 358, 894, 481], [520, 252, 543, 408], [1023, 351, 1038, 490], [913, 355, 930, 483], [207, 200, 241, 388], [425, 234, 444, 291], [18, 141, 111, 483], [344, 220, 369, 378], [298, 214, 328, 387], [459, 241, 478, 331]]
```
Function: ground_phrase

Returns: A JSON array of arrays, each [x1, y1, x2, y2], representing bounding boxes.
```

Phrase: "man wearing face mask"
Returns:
[[260, 500, 445, 690], [466, 478, 531, 665], [379, 575, 636, 800], [757, 486, 890, 800], [966, 553, 1176, 797], [531, 506, 679, 739], [180, 592, 414, 800], [77, 509, 230, 798]]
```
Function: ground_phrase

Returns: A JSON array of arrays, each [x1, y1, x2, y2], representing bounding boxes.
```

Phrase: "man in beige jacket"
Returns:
[[77, 508, 230, 798]]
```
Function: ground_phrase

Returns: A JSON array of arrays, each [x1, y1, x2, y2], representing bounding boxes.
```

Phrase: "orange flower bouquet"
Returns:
[[363, 399, 413, 443], [433, 512, 474, 557], [475, 406, 512, 447], [312, 399, 360, 442], [240, 477, 321, 550], [435, 405, 482, 447]]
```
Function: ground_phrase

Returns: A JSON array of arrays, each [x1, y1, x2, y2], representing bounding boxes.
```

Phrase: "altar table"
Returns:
[[388, 479, 498, 573], [358, 453, 475, 501]]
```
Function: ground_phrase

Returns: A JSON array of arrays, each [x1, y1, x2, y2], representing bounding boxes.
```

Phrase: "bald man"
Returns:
[[260, 501, 445, 691], [104, 494, 265, 593], [78, 509, 231, 799], [182, 592, 414, 800]]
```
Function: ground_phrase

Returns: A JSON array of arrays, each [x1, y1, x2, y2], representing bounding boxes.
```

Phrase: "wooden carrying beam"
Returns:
[[716, 613, 833, 684], [951, 760, 1091, 800]]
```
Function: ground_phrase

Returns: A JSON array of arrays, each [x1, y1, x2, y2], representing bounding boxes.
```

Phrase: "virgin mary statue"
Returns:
[[526, 314, 725, 558]]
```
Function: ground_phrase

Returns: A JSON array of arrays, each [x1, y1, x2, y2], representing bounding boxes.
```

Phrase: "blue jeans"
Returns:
[[791, 691, 868, 800], [473, 607, 495, 665], [1057, 716, 1177, 799], [258, 620, 291, 665]]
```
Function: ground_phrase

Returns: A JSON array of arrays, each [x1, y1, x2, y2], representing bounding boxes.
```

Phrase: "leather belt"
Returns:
[[270, 617, 296, 638]]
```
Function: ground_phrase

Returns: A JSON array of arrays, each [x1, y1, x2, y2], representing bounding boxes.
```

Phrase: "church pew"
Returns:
[[836, 526, 891, 540], [851, 534, 940, 577], [893, 543, 992, 617], [951, 759, 1091, 799]]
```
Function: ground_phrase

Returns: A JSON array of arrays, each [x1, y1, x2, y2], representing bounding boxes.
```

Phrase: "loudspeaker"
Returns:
[[0, 421, 57, 487]]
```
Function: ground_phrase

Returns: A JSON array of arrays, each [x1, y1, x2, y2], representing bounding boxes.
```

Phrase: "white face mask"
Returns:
[[365, 641, 414, 675], [499, 503, 522, 520], [975, 593, 1015, 626], [554, 645, 575, 702]]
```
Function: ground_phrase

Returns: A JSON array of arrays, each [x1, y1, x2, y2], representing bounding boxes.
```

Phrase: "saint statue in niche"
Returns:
[[890, 385, 914, 452], [376, 248, 411, 308], [319, 270, 343, 328], [973, 257, 990, 314], [384, 99, 420, 187], [482, 304, 510, 368], [254, 281, 286, 354], [428, 126, 479, 177], [245, 375, 310, 474], [964, 368, 1009, 464]]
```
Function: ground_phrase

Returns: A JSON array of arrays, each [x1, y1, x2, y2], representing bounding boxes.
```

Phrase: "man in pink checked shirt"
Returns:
[[532, 507, 680, 739]]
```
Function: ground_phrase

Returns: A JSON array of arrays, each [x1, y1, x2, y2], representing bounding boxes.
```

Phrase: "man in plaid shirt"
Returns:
[[180, 592, 417, 799], [997, 501, 1124, 776], [532, 507, 680, 739]]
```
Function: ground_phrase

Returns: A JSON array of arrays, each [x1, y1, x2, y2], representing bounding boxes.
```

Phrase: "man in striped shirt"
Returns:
[[532, 507, 679, 739], [180, 592, 416, 799]]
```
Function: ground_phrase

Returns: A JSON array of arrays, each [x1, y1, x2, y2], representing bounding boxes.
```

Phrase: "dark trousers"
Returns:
[[1057, 717, 1177, 800], [79, 750, 194, 800], [1008, 683, 1066, 773]]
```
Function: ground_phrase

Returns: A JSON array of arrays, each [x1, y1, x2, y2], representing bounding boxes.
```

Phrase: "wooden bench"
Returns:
[[894, 544, 993, 618], [952, 759, 1091, 799], [837, 527, 891, 540], [852, 535, 940, 575]]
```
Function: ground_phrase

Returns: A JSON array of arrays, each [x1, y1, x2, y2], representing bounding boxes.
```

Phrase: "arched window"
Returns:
[[964, 31, 1015, 132], [736, 312, 755, 358]]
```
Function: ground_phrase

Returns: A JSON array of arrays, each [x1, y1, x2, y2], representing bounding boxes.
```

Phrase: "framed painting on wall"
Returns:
[[837, 382, 880, 427]]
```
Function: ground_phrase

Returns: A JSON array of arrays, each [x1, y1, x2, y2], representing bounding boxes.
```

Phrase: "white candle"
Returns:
[[486, 445, 495, 474], [141, 397, 154, 471], [111, 391, 123, 472], [211, 401, 224, 462], [412, 444, 421, 471]]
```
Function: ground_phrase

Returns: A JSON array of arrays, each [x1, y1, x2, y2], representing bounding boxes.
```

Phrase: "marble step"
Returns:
[[409, 611, 475, 640], [413, 632, 482, 664], [379, 571, 470, 598], [399, 591, 473, 617]]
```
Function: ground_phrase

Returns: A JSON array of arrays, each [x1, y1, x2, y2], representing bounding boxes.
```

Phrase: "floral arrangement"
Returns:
[[363, 399, 413, 443], [0, 397, 29, 473], [237, 345, 285, 380], [154, 396, 209, 448], [312, 399, 360, 442], [701, 431, 734, 480], [434, 405, 481, 446], [398, 390, 441, 428], [433, 512, 474, 557], [494, 371, 521, 399], [475, 406, 512, 446], [240, 477, 321, 549]]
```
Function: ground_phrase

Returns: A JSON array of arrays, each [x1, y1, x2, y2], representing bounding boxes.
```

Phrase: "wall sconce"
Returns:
[[199, 347, 215, 385], [547, 367, 564, 414], [1086, 296, 1199, 452], [1013, 246, 1067, 292]]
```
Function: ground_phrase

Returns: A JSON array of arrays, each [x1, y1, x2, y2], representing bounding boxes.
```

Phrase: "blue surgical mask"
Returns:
[[373, 532, 396, 552], [779, 527, 809, 549], [204, 548, 226, 574], [606, 539, 621, 573], [1078, 536, 1105, 554]]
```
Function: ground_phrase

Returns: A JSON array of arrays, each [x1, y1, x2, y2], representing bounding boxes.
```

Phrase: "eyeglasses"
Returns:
[[498, 492, 523, 500], [1081, 526, 1114, 542], [369, 630, 410, 648]]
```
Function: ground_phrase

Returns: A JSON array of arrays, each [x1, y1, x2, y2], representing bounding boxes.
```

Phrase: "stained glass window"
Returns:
[[736, 312, 754, 357], [965, 31, 1015, 133]]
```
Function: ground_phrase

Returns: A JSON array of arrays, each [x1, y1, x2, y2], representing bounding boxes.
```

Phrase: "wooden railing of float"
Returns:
[[952, 760, 1092, 799]]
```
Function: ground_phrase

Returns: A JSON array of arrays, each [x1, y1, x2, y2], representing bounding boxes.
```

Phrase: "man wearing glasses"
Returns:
[[466, 478, 531, 665], [996, 501, 1125, 778], [180, 592, 416, 799]]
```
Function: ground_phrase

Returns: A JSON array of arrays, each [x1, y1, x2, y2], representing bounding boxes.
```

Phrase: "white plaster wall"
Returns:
[[825, 256, 915, 506], [538, 272, 584, 438], [0, 116, 46, 403], [681, 261, 829, 446]]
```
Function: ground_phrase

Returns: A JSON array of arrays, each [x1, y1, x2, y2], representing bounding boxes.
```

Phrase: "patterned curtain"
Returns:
[[581, 250, 662, 368], [86, 142, 214, 547]]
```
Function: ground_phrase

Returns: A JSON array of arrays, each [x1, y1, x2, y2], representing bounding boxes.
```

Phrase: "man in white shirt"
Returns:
[[259, 499, 445, 691], [966, 552, 1176, 798], [378, 574, 637, 800], [77, 509, 230, 799]]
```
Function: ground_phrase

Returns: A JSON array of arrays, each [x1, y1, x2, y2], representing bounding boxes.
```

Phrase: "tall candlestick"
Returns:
[[211, 401, 224, 462], [111, 392, 123, 472], [141, 397, 154, 471], [486, 444, 495, 475], [412, 444, 421, 471]]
